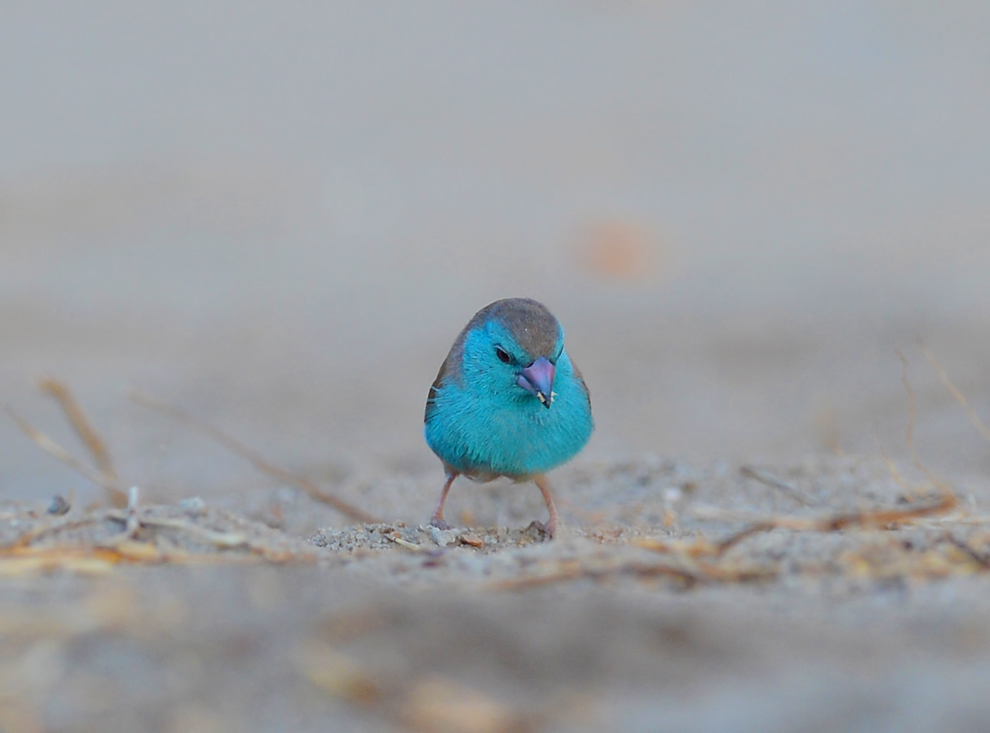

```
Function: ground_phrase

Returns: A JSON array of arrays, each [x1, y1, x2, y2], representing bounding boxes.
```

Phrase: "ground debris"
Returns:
[[300, 473, 980, 593], [0, 502, 319, 572], [128, 388, 379, 523]]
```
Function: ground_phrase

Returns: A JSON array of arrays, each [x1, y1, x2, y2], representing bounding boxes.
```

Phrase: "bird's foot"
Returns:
[[429, 517, 450, 531], [527, 520, 557, 540]]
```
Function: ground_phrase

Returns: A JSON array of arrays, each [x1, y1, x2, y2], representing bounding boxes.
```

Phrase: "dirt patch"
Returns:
[[4, 453, 990, 732]]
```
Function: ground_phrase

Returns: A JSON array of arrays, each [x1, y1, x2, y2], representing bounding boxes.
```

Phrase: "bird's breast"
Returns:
[[424, 373, 593, 477]]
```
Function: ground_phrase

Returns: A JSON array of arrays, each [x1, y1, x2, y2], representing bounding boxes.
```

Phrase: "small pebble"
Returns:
[[427, 526, 459, 547], [180, 497, 206, 516], [48, 494, 71, 515]]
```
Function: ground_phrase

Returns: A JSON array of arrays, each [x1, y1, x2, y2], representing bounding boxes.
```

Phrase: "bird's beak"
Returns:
[[517, 357, 555, 408]]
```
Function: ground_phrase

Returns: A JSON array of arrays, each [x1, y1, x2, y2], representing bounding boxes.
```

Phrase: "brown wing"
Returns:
[[424, 355, 450, 423], [570, 356, 592, 409]]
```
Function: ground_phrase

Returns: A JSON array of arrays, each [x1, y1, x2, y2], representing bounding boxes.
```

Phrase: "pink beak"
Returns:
[[517, 357, 555, 408]]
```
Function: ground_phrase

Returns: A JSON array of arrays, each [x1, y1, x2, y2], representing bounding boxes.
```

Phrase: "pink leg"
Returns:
[[533, 474, 560, 539], [430, 469, 458, 530]]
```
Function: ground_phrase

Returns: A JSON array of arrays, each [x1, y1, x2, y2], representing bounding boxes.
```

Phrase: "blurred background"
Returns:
[[2, 1, 989, 506]]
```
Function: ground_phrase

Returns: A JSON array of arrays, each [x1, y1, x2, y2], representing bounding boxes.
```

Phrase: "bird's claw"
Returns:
[[429, 518, 450, 531], [527, 520, 556, 540]]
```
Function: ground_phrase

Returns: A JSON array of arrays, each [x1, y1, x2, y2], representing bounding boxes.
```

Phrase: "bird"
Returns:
[[424, 298, 593, 538]]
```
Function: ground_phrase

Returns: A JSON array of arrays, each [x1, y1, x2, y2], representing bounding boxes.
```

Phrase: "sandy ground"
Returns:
[[4, 436, 990, 732], [4, 3, 990, 732]]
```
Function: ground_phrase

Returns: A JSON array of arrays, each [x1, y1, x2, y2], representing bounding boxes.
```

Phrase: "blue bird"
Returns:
[[424, 298, 593, 538]]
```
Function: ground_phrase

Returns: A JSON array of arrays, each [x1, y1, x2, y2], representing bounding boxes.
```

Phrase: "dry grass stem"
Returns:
[[942, 535, 990, 568], [0, 546, 121, 575], [1, 502, 318, 570], [919, 341, 990, 445], [740, 466, 817, 506], [874, 430, 916, 500], [106, 509, 318, 562], [38, 377, 118, 481], [489, 560, 770, 591], [487, 548, 777, 591], [127, 389, 378, 523], [4, 514, 107, 549], [0, 542, 274, 573], [700, 492, 958, 555], [3, 406, 129, 507], [387, 534, 427, 552], [896, 351, 954, 498]]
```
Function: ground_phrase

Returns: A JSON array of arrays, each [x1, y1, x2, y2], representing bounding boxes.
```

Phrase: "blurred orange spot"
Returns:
[[577, 219, 666, 280]]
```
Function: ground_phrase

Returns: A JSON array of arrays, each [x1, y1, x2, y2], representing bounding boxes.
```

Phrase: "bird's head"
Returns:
[[458, 298, 564, 409]]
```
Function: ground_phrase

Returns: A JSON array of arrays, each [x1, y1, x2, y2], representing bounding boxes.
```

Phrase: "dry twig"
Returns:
[[2, 503, 318, 566], [740, 466, 817, 506], [4, 407, 129, 507], [490, 553, 774, 591], [895, 350, 958, 498], [38, 377, 118, 481], [874, 429, 916, 499], [695, 492, 957, 556], [919, 341, 990, 445], [127, 389, 378, 524], [941, 534, 990, 569]]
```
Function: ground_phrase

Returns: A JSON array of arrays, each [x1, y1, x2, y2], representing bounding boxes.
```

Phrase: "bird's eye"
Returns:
[[495, 347, 512, 364]]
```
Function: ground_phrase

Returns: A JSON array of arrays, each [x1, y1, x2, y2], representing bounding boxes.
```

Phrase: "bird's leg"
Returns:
[[533, 474, 560, 539], [429, 469, 458, 530]]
